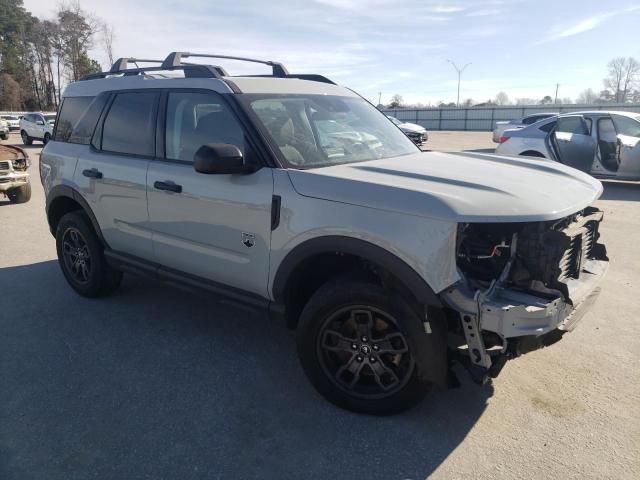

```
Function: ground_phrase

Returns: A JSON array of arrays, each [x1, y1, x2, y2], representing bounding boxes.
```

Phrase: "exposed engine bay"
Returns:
[[442, 207, 608, 382], [456, 206, 607, 301]]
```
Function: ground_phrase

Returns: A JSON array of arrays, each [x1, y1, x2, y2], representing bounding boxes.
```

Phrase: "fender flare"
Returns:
[[46, 185, 108, 247], [272, 236, 442, 308]]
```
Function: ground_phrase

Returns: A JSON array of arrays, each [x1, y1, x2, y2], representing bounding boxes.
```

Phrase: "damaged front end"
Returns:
[[441, 206, 608, 382]]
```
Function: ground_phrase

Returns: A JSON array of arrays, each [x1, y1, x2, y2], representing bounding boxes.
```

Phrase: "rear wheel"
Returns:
[[0, 133, 7, 140], [55, 211, 122, 297], [7, 181, 31, 203], [297, 278, 432, 415], [43, 132, 51, 145], [20, 130, 32, 146]]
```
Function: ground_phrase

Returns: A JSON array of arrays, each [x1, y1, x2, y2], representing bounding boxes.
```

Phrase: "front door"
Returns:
[[146, 90, 273, 297], [549, 115, 596, 172]]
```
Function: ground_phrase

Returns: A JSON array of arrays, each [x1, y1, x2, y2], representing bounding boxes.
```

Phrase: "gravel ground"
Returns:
[[1, 131, 638, 480]]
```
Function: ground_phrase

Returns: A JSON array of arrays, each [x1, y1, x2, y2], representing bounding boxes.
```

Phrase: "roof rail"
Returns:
[[79, 64, 224, 81], [162, 52, 289, 77], [109, 58, 163, 73], [79, 52, 335, 85]]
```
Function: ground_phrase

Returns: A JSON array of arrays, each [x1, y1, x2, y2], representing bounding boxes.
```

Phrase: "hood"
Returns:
[[287, 151, 603, 223], [398, 122, 426, 133]]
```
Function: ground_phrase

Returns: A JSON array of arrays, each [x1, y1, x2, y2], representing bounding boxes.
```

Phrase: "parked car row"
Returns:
[[495, 111, 640, 180], [0, 113, 57, 145]]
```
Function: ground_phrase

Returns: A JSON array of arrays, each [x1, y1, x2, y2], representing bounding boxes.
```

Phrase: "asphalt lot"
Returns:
[[1, 131, 639, 480]]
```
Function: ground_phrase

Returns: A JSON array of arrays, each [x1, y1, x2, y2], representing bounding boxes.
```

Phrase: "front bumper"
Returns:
[[442, 257, 608, 340], [0, 171, 29, 192]]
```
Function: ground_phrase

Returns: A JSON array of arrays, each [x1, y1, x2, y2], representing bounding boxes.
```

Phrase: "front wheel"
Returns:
[[21, 130, 32, 146], [297, 279, 432, 415], [43, 132, 51, 145]]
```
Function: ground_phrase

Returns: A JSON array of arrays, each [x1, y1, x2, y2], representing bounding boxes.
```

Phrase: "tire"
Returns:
[[297, 278, 432, 415], [21, 130, 32, 146], [43, 132, 51, 145], [0, 133, 7, 140], [7, 181, 31, 204], [55, 211, 122, 297], [519, 150, 545, 158]]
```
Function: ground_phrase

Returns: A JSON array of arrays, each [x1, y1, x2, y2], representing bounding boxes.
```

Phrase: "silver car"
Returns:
[[492, 112, 558, 143], [495, 111, 640, 180], [40, 51, 608, 415]]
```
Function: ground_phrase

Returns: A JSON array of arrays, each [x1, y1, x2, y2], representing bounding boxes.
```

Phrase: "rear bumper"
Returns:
[[0, 171, 29, 192]]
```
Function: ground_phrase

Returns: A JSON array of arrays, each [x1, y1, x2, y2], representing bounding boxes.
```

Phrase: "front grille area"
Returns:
[[557, 218, 600, 282], [0, 160, 12, 171]]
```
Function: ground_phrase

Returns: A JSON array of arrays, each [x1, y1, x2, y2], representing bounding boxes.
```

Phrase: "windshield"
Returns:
[[44, 114, 56, 124], [243, 95, 418, 168]]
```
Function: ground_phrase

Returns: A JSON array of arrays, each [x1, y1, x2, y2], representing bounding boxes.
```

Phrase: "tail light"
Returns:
[[499, 136, 510, 144]]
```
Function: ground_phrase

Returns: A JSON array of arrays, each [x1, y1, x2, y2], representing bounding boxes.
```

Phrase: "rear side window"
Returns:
[[557, 116, 591, 135], [101, 92, 158, 156], [55, 95, 108, 144]]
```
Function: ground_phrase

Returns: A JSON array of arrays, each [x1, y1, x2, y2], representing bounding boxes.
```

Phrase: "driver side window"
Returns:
[[165, 91, 245, 163]]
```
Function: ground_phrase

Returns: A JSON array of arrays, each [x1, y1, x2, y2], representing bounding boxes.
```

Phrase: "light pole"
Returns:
[[447, 59, 471, 107]]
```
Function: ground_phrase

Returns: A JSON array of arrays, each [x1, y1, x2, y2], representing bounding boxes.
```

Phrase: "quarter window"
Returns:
[[102, 92, 158, 156], [165, 91, 245, 162], [54, 95, 108, 144]]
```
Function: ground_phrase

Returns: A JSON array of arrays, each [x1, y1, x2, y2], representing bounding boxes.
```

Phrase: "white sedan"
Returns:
[[495, 110, 640, 180]]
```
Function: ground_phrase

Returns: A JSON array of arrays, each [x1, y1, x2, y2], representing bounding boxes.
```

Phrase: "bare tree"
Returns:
[[57, 1, 99, 81], [576, 88, 598, 105], [100, 21, 115, 67], [604, 57, 640, 102], [494, 91, 510, 105], [389, 94, 404, 108]]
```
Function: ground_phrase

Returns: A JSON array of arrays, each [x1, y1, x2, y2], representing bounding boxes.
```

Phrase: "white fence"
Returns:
[[384, 103, 640, 131]]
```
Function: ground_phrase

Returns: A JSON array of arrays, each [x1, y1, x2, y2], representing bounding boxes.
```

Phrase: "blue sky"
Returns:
[[26, 0, 640, 105]]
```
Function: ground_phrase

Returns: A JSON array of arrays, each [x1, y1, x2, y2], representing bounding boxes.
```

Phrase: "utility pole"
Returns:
[[378, 92, 382, 106], [447, 59, 471, 107], [554, 83, 559, 104]]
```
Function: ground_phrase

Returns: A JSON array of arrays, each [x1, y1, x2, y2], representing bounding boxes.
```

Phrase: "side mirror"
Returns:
[[193, 143, 253, 175]]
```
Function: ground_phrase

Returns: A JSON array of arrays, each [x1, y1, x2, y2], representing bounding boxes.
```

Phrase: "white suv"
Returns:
[[40, 52, 608, 414], [20, 112, 56, 145]]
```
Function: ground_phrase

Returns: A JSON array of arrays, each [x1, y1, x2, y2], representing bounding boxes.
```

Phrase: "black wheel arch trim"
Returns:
[[272, 236, 442, 308], [46, 185, 108, 247]]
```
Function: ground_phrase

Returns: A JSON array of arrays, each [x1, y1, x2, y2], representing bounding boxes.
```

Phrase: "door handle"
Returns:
[[82, 168, 103, 179], [154, 180, 182, 193]]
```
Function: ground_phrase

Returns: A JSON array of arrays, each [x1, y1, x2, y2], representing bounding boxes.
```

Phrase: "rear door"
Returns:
[[74, 90, 158, 260], [549, 115, 596, 172], [611, 114, 640, 178], [146, 90, 273, 297]]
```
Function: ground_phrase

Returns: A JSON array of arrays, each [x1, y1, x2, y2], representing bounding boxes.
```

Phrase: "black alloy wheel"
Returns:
[[318, 306, 414, 399], [61, 227, 92, 284]]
